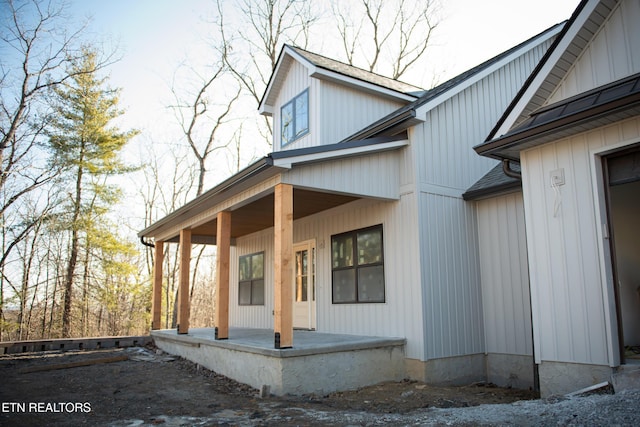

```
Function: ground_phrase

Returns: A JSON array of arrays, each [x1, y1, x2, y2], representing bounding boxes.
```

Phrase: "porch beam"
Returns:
[[215, 211, 231, 340], [177, 228, 191, 334], [151, 240, 164, 330], [274, 183, 293, 349]]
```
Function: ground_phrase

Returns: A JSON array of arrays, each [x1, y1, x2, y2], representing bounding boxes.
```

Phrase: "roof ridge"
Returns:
[[286, 44, 424, 94]]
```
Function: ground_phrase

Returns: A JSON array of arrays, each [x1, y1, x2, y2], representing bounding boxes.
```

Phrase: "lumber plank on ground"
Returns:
[[19, 354, 129, 374]]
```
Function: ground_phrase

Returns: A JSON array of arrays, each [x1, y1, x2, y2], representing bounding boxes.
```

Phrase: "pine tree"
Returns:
[[48, 47, 138, 338]]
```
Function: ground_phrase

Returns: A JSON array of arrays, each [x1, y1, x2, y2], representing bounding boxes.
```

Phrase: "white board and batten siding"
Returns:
[[477, 193, 533, 356], [521, 1, 640, 366], [319, 80, 405, 144], [410, 36, 554, 359], [546, 0, 640, 105], [521, 117, 640, 366], [229, 196, 426, 359], [281, 150, 402, 200]]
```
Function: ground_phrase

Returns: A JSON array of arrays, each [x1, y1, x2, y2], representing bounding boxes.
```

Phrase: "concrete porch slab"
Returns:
[[152, 327, 406, 396]]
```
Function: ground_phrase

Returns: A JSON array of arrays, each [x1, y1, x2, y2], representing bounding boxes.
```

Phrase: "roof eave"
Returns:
[[462, 181, 522, 201], [476, 92, 640, 159], [138, 157, 280, 239]]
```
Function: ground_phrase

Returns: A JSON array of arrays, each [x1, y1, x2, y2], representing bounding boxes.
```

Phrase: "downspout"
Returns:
[[502, 159, 522, 180], [140, 236, 155, 248]]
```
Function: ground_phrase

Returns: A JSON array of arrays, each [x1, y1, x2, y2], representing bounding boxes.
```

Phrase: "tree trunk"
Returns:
[[62, 161, 84, 338]]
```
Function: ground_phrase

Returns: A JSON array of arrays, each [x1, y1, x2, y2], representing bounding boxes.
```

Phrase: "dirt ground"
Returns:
[[0, 344, 539, 426]]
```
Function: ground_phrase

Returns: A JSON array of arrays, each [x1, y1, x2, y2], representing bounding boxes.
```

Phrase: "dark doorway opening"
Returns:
[[604, 146, 640, 364]]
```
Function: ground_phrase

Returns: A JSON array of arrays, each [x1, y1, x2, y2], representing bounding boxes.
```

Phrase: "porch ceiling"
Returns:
[[171, 188, 358, 244]]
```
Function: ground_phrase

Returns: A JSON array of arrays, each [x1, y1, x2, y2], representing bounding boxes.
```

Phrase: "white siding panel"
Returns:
[[417, 41, 552, 191], [411, 38, 551, 361], [548, 1, 640, 104], [521, 116, 640, 366], [477, 192, 533, 356], [320, 81, 404, 144], [282, 150, 401, 199], [421, 192, 484, 359]]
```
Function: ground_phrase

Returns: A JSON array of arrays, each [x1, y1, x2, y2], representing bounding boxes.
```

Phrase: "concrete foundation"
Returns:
[[406, 353, 486, 386], [152, 328, 406, 396], [611, 363, 640, 392], [486, 353, 535, 390], [538, 360, 613, 397]]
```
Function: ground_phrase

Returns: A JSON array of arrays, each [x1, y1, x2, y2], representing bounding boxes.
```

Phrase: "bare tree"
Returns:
[[170, 61, 241, 196], [216, 0, 319, 144], [332, 0, 440, 81]]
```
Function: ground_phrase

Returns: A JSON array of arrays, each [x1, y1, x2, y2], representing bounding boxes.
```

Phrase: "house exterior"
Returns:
[[473, 0, 640, 396], [138, 15, 611, 393]]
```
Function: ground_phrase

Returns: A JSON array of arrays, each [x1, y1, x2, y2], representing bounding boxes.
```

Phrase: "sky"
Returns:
[[65, 0, 579, 137], [62, 0, 581, 206]]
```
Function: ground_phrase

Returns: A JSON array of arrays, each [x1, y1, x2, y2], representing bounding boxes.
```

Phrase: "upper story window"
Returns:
[[331, 225, 385, 304], [281, 89, 309, 146]]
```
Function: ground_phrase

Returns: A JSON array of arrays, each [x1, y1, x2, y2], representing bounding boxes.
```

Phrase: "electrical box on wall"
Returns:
[[550, 168, 565, 186]]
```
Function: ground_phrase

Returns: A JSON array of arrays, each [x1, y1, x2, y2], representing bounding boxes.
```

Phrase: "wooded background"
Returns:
[[0, 0, 439, 341]]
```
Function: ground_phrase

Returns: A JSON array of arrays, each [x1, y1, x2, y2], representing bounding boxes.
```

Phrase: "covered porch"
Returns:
[[152, 327, 405, 395], [144, 175, 361, 348], [139, 143, 407, 393]]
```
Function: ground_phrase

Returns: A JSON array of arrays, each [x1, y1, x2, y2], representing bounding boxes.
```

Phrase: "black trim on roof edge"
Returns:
[[271, 133, 408, 160], [475, 72, 640, 158]]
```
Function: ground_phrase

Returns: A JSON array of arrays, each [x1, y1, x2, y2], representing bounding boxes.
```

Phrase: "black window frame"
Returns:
[[281, 89, 309, 146], [238, 251, 265, 306], [331, 224, 385, 304]]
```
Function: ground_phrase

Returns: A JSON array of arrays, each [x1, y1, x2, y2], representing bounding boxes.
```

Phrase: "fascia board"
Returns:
[[490, 0, 598, 139], [259, 46, 314, 115], [272, 139, 409, 169], [139, 159, 283, 239], [414, 24, 563, 119]]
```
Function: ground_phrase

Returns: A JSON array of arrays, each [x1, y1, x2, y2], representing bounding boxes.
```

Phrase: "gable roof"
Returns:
[[259, 44, 423, 115], [342, 22, 565, 142], [475, 0, 627, 160]]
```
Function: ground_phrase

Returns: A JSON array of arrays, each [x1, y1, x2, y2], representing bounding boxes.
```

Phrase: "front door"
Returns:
[[293, 240, 316, 330]]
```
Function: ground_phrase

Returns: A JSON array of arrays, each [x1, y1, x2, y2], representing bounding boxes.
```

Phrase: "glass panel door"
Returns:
[[293, 240, 316, 330]]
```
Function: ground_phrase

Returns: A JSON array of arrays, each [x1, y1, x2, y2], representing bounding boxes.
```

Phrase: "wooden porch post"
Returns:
[[274, 183, 293, 349], [177, 228, 191, 334], [215, 211, 231, 340], [151, 240, 164, 330]]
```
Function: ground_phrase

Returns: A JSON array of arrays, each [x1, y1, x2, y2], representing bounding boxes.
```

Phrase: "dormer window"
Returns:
[[281, 89, 309, 146]]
